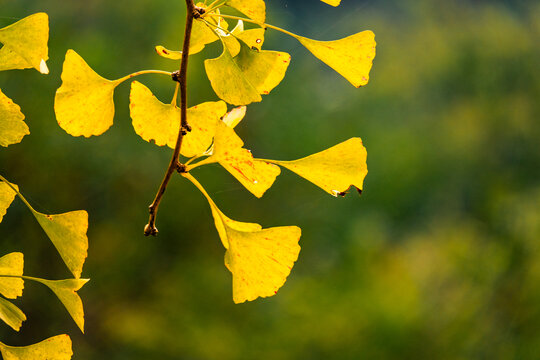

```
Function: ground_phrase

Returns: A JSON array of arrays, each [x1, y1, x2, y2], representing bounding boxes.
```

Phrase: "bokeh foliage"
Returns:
[[1, 0, 539, 359]]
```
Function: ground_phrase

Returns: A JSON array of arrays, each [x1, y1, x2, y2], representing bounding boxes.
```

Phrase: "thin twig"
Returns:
[[144, 0, 197, 236]]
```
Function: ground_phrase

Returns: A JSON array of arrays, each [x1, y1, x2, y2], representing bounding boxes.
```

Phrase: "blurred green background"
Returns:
[[1, 0, 539, 358]]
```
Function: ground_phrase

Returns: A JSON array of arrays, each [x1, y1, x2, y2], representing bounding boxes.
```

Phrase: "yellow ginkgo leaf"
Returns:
[[28, 278, 89, 333], [321, 0, 341, 6], [226, 0, 266, 23], [270, 137, 368, 196], [129, 81, 227, 157], [0, 46, 30, 72], [154, 45, 182, 60], [0, 13, 49, 74], [203, 121, 280, 198], [296, 30, 376, 87], [0, 334, 73, 360], [184, 173, 301, 303], [0, 89, 29, 147], [55, 50, 121, 137], [222, 106, 246, 128], [205, 41, 290, 105], [205, 45, 261, 105], [34, 211, 88, 279], [0, 181, 18, 223], [0, 297, 26, 331], [0, 252, 24, 299], [224, 27, 266, 57]]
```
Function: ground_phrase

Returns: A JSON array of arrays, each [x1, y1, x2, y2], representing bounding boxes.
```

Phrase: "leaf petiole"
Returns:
[[0, 174, 36, 213], [116, 70, 173, 85], [204, 13, 299, 39]]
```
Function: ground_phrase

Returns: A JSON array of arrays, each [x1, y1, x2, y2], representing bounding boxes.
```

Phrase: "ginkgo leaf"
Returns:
[[295, 31, 376, 87], [0, 89, 29, 147], [200, 121, 281, 198], [33, 211, 88, 279], [0, 334, 73, 360], [129, 81, 227, 157], [55, 49, 122, 137], [270, 137, 368, 196], [0, 181, 18, 223], [222, 28, 266, 57], [0, 253, 24, 299], [321, 0, 341, 6], [205, 41, 290, 105], [28, 278, 88, 333], [0, 13, 49, 74], [226, 0, 266, 23], [154, 45, 182, 60], [222, 106, 246, 128], [0, 297, 26, 331], [184, 173, 301, 303], [0, 46, 30, 72]]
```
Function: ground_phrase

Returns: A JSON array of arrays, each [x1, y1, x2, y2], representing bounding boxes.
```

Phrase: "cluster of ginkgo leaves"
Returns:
[[0, 13, 89, 360], [52, 0, 375, 304]]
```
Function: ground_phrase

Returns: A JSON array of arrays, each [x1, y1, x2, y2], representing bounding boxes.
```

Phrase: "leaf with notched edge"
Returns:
[[0, 253, 24, 299], [0, 297, 26, 331], [225, 0, 266, 23], [321, 0, 341, 6], [202, 121, 281, 198], [29, 278, 89, 333], [129, 81, 227, 158], [205, 40, 290, 105], [0, 90, 29, 147], [55, 50, 122, 137], [269, 138, 368, 196], [34, 211, 89, 279], [0, 182, 18, 223], [295, 30, 376, 88], [0, 13, 49, 74], [0, 334, 73, 360], [184, 173, 301, 304]]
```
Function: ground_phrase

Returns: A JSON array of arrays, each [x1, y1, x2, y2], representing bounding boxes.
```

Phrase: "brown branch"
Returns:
[[144, 0, 198, 236]]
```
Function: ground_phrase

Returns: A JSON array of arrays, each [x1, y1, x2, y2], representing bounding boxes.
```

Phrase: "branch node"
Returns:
[[144, 223, 158, 237], [171, 70, 181, 83], [193, 6, 205, 19], [181, 124, 192, 135], [176, 162, 188, 173]]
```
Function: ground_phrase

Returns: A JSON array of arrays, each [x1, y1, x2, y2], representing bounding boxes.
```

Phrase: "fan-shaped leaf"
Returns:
[[226, 0, 266, 23], [296, 31, 376, 87], [185, 174, 301, 303], [204, 121, 280, 198], [29, 278, 88, 333], [129, 81, 227, 157], [0, 181, 18, 223], [205, 41, 290, 105], [270, 138, 368, 196], [321, 0, 341, 6], [34, 211, 88, 279], [0, 13, 49, 73], [0, 253, 24, 299], [0, 297, 26, 331], [154, 45, 182, 60], [0, 90, 29, 147], [0, 334, 73, 360], [55, 50, 121, 137], [222, 106, 246, 128]]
